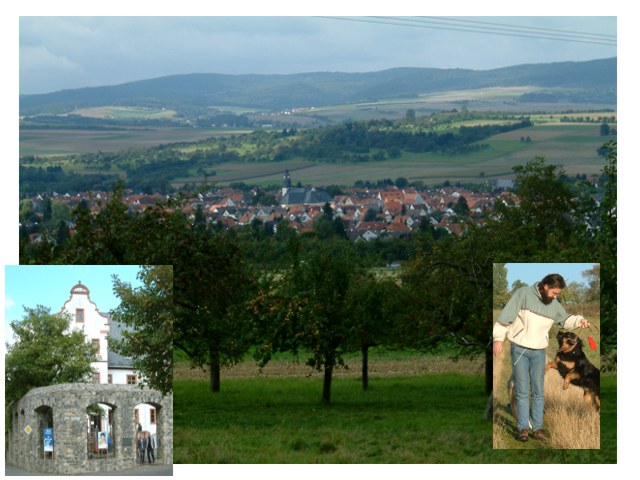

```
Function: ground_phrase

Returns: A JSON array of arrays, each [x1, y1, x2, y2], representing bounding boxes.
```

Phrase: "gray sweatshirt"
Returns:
[[493, 284, 584, 349]]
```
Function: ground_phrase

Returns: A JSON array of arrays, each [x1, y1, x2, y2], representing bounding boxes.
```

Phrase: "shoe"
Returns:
[[532, 429, 546, 441], [518, 429, 529, 442]]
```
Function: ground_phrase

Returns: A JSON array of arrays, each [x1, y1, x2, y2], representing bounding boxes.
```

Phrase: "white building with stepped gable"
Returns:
[[60, 281, 157, 435]]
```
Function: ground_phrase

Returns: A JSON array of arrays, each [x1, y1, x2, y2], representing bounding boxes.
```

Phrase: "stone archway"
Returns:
[[6, 384, 172, 475], [34, 405, 53, 461]]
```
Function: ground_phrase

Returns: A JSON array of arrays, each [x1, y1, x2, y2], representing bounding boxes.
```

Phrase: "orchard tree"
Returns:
[[53, 185, 259, 394], [5, 306, 97, 404], [109, 265, 174, 395], [348, 271, 403, 390], [401, 224, 494, 394], [252, 238, 361, 404], [171, 226, 258, 393]]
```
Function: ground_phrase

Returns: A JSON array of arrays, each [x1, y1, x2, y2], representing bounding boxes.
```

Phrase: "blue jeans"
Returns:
[[511, 343, 546, 431]]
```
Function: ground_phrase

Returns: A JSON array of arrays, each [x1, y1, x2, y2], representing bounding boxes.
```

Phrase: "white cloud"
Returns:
[[5, 295, 15, 309]]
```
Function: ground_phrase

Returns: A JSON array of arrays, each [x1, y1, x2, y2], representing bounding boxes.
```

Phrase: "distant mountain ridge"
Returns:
[[19, 57, 616, 115]]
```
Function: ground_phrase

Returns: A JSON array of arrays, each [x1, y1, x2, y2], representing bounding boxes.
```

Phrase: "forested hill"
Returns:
[[20, 58, 616, 115]]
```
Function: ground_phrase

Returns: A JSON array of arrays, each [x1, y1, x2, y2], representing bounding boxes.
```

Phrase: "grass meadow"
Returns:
[[173, 348, 616, 464]]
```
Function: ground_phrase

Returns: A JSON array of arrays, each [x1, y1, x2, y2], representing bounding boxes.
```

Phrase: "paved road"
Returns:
[[5, 462, 173, 476]]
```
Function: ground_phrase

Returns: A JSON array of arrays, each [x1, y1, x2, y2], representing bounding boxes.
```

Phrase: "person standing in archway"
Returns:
[[145, 431, 155, 463]]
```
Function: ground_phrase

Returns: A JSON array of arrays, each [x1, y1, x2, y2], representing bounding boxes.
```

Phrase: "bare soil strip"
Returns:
[[175, 356, 484, 381]]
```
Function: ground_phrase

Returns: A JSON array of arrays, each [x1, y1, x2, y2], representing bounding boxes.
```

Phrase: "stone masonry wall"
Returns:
[[6, 383, 173, 475]]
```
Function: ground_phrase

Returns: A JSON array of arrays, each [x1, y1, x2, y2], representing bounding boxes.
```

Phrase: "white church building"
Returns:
[[60, 281, 156, 435]]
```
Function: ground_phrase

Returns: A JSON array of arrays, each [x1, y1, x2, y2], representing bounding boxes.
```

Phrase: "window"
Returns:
[[107, 375, 113, 384], [126, 374, 137, 385], [93, 372, 100, 384], [150, 408, 157, 425], [76, 309, 84, 323], [92, 339, 100, 354]]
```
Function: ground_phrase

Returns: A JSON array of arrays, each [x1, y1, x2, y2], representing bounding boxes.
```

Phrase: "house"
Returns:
[[60, 281, 157, 435]]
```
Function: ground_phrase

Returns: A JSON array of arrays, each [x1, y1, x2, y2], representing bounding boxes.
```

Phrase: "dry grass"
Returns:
[[493, 338, 600, 449], [544, 374, 600, 449]]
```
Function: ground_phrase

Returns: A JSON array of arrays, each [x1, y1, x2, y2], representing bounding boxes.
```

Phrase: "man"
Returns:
[[493, 273, 590, 442]]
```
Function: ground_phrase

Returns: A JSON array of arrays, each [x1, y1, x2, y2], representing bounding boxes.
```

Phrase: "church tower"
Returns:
[[282, 169, 292, 196]]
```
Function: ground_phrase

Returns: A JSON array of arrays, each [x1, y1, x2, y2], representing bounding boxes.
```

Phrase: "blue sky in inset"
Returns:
[[4, 265, 144, 350], [504, 262, 597, 289]]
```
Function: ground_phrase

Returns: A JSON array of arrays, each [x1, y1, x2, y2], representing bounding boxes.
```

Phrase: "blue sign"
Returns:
[[44, 428, 54, 452]]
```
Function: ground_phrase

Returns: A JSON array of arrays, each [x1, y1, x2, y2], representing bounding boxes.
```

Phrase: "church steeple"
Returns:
[[282, 169, 292, 196]]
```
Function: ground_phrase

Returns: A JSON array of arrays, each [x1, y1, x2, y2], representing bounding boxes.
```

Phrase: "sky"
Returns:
[[504, 263, 596, 289], [4, 265, 143, 351], [18, 14, 617, 95]]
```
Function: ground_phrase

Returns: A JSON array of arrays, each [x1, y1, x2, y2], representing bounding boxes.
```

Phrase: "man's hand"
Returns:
[[580, 318, 590, 328], [493, 341, 503, 357]]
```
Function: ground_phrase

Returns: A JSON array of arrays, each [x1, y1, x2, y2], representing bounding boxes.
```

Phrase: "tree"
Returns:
[[405, 109, 416, 122], [493, 263, 509, 309], [252, 238, 361, 404], [348, 272, 402, 390], [5, 306, 97, 404], [489, 157, 589, 261], [42, 196, 52, 223], [510, 279, 528, 293], [395, 177, 409, 189], [582, 264, 601, 304], [57, 186, 259, 394], [364, 208, 379, 222], [453, 196, 470, 219], [109, 265, 174, 395], [401, 223, 494, 394], [561, 281, 587, 305], [594, 142, 616, 355], [172, 227, 257, 393]]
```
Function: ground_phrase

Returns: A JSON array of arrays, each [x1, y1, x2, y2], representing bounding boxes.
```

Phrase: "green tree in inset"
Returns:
[[493, 263, 509, 309], [5, 306, 97, 404], [109, 265, 174, 395]]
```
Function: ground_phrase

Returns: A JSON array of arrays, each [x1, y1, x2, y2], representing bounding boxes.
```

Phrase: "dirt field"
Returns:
[[175, 355, 485, 381]]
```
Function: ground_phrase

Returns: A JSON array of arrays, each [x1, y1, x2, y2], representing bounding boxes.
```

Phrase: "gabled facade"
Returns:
[[60, 282, 155, 434]]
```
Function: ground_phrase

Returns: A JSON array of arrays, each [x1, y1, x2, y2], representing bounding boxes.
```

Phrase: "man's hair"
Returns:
[[540, 273, 566, 289]]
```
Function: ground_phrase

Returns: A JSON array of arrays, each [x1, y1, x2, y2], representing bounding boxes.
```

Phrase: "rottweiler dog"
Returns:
[[545, 331, 600, 412]]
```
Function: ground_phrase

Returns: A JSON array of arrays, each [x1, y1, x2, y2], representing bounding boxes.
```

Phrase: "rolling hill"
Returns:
[[19, 58, 616, 116]]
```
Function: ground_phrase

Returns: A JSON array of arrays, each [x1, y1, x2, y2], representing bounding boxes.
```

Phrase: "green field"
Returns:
[[19, 111, 615, 188], [173, 372, 616, 464], [18, 127, 251, 158], [195, 124, 613, 187]]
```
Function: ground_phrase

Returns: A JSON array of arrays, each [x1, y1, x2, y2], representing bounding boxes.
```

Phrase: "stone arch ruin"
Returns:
[[6, 383, 173, 475]]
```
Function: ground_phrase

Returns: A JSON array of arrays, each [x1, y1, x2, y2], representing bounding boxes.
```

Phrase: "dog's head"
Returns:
[[556, 331, 583, 353]]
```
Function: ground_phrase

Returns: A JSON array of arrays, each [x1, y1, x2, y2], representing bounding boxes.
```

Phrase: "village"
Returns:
[[21, 170, 520, 245]]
